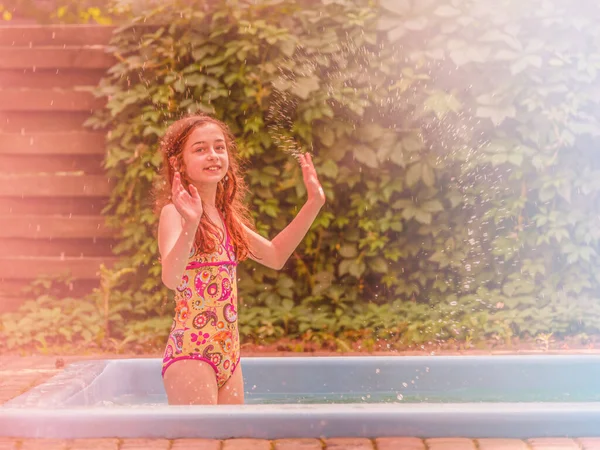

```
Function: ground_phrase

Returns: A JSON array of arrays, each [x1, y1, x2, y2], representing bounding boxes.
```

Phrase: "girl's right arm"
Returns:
[[158, 204, 200, 290]]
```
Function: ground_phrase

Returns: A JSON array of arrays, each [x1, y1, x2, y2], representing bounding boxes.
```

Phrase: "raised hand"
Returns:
[[299, 153, 326, 207], [171, 172, 203, 225]]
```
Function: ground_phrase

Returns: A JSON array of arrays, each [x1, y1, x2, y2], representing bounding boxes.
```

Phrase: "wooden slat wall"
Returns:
[[0, 25, 119, 313]]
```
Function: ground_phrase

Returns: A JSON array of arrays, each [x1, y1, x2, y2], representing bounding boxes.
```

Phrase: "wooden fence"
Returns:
[[0, 24, 117, 312]]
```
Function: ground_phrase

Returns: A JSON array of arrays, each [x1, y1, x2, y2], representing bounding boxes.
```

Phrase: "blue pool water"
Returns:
[[1, 355, 600, 439], [101, 388, 600, 406]]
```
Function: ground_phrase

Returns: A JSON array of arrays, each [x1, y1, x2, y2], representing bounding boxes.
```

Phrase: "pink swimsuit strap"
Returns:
[[187, 211, 236, 269], [186, 260, 237, 270]]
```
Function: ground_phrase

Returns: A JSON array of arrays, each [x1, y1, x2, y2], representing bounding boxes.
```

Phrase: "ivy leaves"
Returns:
[[84, 0, 600, 349]]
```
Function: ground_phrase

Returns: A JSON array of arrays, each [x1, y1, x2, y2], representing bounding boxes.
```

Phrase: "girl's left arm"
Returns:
[[243, 153, 326, 270]]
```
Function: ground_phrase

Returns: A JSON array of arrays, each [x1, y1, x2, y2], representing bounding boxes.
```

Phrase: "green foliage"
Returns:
[[3, 0, 600, 353], [0, 0, 136, 24]]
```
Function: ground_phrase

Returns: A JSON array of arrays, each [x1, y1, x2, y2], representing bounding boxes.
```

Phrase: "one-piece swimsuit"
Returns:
[[161, 214, 240, 387]]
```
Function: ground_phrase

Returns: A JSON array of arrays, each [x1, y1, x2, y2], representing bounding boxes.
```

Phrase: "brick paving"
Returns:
[[579, 438, 600, 450], [375, 437, 426, 450], [323, 438, 374, 449], [1, 355, 599, 449], [426, 438, 477, 450], [273, 439, 323, 450], [171, 439, 221, 450], [477, 439, 529, 450]]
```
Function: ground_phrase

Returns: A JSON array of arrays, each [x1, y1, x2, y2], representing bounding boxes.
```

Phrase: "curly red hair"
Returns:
[[153, 114, 256, 261]]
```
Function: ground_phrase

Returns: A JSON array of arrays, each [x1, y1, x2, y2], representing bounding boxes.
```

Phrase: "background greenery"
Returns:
[[2, 0, 600, 354]]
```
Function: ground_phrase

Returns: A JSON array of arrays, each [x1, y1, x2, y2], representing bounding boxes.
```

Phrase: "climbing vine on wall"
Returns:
[[3, 0, 600, 353]]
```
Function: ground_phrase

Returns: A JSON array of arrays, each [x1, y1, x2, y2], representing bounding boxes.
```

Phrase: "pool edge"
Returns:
[[1, 402, 600, 439]]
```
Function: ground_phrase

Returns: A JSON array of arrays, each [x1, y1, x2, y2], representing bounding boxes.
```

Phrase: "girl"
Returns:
[[155, 114, 326, 405]]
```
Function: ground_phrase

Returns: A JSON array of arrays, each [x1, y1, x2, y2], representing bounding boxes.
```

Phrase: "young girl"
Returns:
[[155, 114, 326, 405]]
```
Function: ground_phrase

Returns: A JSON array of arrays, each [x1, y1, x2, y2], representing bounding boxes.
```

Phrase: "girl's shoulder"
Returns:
[[159, 203, 184, 228], [160, 202, 178, 218]]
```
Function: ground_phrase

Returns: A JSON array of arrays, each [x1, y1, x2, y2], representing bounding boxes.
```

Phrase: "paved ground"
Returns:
[[1, 354, 600, 450]]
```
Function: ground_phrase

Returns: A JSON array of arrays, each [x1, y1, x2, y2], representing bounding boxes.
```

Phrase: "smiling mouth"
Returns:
[[204, 166, 221, 172]]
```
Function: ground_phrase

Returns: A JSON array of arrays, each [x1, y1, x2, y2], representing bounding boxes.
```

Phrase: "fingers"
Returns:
[[171, 175, 180, 204], [306, 153, 317, 173], [299, 153, 318, 179], [298, 153, 309, 171], [172, 172, 184, 195], [171, 172, 179, 195], [300, 153, 314, 168], [172, 172, 202, 204], [174, 172, 190, 196], [189, 184, 201, 199], [172, 173, 190, 209]]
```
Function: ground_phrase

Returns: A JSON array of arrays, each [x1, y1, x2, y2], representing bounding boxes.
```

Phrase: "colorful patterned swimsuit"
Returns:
[[161, 215, 240, 388]]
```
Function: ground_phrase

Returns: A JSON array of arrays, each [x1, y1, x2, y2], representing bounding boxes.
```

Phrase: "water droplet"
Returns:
[[396, 394, 403, 401]]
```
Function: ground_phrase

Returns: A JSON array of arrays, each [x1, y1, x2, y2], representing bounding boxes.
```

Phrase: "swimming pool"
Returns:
[[1, 355, 600, 439]]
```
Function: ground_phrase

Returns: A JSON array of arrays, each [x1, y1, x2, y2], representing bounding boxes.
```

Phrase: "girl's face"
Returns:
[[181, 123, 230, 185]]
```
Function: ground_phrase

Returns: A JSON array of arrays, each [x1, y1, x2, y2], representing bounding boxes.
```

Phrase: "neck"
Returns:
[[194, 183, 218, 209]]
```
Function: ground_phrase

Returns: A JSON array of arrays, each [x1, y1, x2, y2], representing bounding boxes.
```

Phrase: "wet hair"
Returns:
[[153, 113, 256, 260]]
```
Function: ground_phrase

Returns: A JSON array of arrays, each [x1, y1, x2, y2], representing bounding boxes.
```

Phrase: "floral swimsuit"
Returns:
[[161, 215, 240, 388]]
